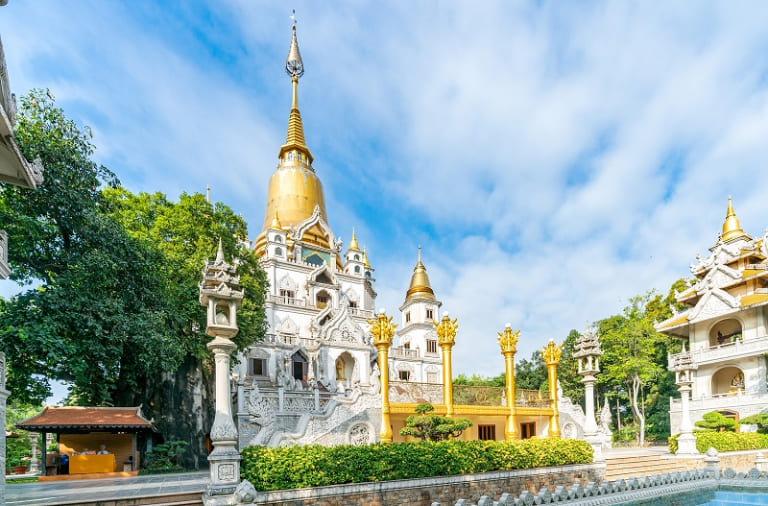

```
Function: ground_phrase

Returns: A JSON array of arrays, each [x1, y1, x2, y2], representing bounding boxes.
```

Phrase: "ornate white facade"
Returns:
[[659, 199, 768, 434], [234, 23, 381, 448]]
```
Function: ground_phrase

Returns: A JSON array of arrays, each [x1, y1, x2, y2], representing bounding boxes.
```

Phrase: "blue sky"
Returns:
[[2, 1, 768, 380]]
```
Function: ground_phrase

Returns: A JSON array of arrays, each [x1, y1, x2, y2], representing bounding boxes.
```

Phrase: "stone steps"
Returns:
[[604, 454, 692, 481]]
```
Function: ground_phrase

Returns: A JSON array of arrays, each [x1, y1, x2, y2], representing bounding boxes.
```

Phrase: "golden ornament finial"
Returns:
[[363, 248, 371, 268], [271, 210, 282, 229], [349, 227, 360, 251], [497, 324, 520, 355], [721, 196, 746, 242], [541, 339, 563, 365], [435, 312, 458, 346], [405, 246, 435, 302], [368, 310, 396, 347], [279, 16, 313, 164]]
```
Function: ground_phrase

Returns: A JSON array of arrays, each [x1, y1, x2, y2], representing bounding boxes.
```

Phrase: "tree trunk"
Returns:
[[629, 373, 645, 446], [139, 355, 214, 469]]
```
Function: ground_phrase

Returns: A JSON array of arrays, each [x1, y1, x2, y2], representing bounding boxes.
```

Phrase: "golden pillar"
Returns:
[[435, 313, 458, 418], [498, 324, 520, 440], [368, 310, 397, 442], [542, 339, 563, 438]]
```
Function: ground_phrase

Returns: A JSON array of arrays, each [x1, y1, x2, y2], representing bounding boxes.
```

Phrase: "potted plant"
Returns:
[[6, 439, 32, 475]]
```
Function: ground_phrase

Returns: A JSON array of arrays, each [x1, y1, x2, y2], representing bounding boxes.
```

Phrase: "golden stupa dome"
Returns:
[[405, 247, 436, 302]]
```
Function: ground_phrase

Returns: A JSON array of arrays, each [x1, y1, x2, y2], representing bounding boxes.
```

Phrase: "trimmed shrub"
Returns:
[[241, 438, 593, 491], [669, 431, 768, 454]]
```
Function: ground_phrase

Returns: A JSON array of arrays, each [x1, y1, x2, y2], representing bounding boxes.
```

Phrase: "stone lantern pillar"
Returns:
[[542, 339, 562, 439], [368, 309, 397, 442], [574, 327, 603, 461], [668, 343, 699, 454], [435, 313, 458, 418], [200, 240, 244, 499], [28, 432, 40, 475], [498, 324, 520, 440]]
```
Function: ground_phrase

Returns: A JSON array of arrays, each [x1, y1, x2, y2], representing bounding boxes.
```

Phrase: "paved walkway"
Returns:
[[5, 471, 208, 505]]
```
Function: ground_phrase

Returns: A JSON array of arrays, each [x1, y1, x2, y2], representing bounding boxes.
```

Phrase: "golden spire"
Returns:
[[721, 196, 747, 242], [270, 210, 282, 229], [363, 248, 371, 268], [254, 15, 329, 255], [349, 228, 360, 251], [279, 19, 313, 164], [405, 246, 436, 302]]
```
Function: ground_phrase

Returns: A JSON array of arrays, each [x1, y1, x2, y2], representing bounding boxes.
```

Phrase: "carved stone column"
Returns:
[[498, 324, 520, 440], [199, 241, 245, 502], [435, 313, 458, 418], [28, 432, 40, 475], [542, 339, 562, 439], [669, 343, 699, 454], [369, 309, 396, 442], [0, 352, 8, 504], [574, 327, 603, 461]]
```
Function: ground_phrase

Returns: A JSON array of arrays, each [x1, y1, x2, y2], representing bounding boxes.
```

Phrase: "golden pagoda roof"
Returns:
[[405, 247, 436, 302], [721, 197, 749, 243], [363, 248, 371, 268], [255, 20, 329, 254]]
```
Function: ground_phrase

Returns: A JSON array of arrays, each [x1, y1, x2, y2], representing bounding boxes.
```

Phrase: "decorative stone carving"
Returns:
[[348, 423, 371, 445], [234, 480, 258, 503]]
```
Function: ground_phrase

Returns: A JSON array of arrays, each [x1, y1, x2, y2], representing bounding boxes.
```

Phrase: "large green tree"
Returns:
[[0, 90, 267, 467]]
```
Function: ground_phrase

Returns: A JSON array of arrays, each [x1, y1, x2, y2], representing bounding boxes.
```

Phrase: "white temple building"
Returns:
[[234, 22, 382, 448], [658, 198, 768, 434]]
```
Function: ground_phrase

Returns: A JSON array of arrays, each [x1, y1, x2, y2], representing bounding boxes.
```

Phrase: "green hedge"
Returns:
[[241, 438, 593, 491], [669, 431, 768, 453]]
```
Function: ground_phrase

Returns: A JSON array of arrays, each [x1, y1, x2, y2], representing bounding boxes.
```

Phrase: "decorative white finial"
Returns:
[[505, 322, 511, 328], [443, 311, 449, 318], [378, 307, 386, 315], [215, 238, 225, 263]]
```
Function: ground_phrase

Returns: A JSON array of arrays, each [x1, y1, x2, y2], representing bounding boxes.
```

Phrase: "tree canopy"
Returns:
[[399, 403, 472, 441], [0, 90, 267, 409]]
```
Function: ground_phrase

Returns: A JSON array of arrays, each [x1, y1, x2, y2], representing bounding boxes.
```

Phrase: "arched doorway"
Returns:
[[291, 351, 308, 384]]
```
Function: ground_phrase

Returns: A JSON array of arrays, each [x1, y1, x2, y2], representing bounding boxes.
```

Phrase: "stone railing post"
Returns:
[[369, 309, 396, 442], [435, 313, 458, 418], [498, 324, 519, 440], [542, 339, 562, 438], [704, 447, 721, 479]]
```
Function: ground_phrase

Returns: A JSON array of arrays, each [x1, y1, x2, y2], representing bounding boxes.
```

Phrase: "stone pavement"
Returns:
[[5, 471, 207, 505]]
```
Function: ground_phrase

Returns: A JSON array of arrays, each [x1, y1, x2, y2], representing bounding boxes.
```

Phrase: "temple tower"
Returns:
[[235, 19, 380, 449]]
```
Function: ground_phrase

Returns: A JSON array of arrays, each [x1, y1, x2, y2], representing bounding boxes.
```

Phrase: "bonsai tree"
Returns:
[[740, 412, 768, 433], [399, 403, 472, 441], [694, 411, 737, 432]]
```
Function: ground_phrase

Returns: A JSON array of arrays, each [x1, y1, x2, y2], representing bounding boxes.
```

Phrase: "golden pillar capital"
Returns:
[[435, 313, 458, 348], [435, 313, 458, 417], [368, 310, 397, 442], [542, 339, 562, 438], [499, 324, 520, 440], [498, 324, 520, 356]]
